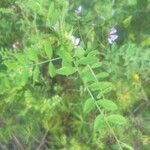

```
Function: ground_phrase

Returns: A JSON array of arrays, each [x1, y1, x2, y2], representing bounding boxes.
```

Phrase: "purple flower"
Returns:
[[108, 27, 118, 44], [110, 27, 117, 34]]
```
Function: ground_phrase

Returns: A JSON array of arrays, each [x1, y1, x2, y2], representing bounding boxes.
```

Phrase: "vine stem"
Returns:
[[12, 57, 61, 74], [74, 62, 123, 150], [87, 65, 123, 150], [26, 57, 61, 67]]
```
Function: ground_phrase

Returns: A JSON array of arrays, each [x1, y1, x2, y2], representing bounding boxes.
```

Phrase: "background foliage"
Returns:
[[0, 0, 150, 149]]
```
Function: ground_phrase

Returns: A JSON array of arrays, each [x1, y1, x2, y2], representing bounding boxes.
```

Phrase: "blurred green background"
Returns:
[[0, 0, 150, 149]]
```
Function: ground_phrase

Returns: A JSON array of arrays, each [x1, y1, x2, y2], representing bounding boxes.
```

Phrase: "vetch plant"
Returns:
[[1, 0, 148, 149]]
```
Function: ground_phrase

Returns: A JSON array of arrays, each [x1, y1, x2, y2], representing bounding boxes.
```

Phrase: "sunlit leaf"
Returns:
[[83, 98, 95, 114], [97, 99, 118, 111], [48, 62, 56, 77], [97, 72, 109, 78], [56, 66, 76, 76], [33, 66, 40, 81], [44, 41, 53, 59], [78, 55, 99, 65], [123, 16, 132, 28], [94, 114, 105, 131], [90, 62, 102, 69], [90, 82, 112, 91], [107, 114, 127, 125]]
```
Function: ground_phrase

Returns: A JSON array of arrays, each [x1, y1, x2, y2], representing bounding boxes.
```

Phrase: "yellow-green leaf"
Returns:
[[97, 99, 118, 111], [83, 98, 95, 114]]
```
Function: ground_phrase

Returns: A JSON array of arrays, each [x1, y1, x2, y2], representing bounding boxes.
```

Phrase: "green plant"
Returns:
[[0, 0, 149, 149]]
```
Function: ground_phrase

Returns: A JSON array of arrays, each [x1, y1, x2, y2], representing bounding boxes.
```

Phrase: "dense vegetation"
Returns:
[[0, 0, 150, 149]]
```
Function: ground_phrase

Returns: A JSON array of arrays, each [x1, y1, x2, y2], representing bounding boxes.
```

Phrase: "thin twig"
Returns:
[[12, 135, 24, 150], [36, 131, 49, 150], [140, 82, 149, 102], [133, 102, 146, 114], [26, 57, 61, 68]]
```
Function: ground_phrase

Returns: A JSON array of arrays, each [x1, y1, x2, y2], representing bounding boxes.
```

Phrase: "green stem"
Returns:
[[74, 62, 123, 150]]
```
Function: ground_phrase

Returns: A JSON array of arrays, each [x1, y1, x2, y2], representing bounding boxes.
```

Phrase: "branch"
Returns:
[[12, 135, 24, 150], [36, 131, 48, 150]]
